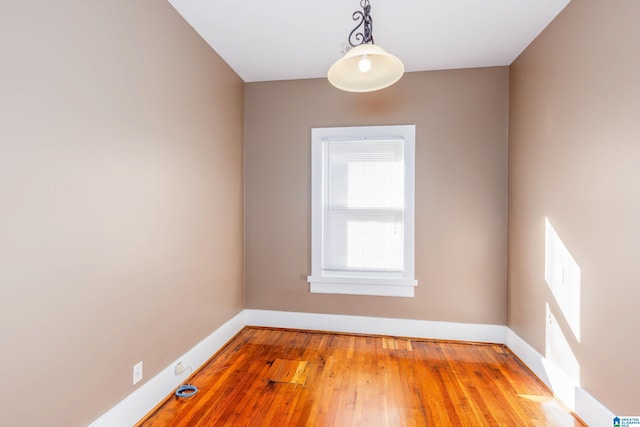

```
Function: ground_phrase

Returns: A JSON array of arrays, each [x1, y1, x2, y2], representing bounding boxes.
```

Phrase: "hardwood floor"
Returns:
[[138, 327, 586, 426]]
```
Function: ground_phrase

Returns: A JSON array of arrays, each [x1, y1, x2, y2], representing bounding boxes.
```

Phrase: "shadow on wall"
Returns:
[[543, 217, 582, 411]]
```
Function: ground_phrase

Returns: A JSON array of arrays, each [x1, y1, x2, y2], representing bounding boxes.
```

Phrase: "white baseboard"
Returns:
[[245, 309, 507, 344], [504, 327, 552, 386], [89, 309, 613, 427], [505, 328, 614, 426], [88, 311, 245, 427]]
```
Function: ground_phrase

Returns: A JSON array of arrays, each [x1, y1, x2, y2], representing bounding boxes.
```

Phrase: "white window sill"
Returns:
[[307, 276, 417, 298]]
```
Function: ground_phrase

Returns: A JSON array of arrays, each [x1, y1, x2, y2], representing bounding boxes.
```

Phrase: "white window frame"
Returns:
[[307, 125, 417, 297]]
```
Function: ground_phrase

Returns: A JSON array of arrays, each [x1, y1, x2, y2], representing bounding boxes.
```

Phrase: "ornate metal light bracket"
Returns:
[[348, 0, 374, 47]]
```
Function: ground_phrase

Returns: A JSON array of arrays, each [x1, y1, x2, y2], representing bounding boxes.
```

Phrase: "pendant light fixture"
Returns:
[[328, 0, 404, 92]]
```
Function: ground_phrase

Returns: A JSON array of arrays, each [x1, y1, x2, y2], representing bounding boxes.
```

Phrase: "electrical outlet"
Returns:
[[175, 361, 185, 375], [133, 361, 143, 385]]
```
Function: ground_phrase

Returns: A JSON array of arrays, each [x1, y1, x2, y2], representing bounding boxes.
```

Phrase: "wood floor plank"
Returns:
[[137, 327, 586, 427]]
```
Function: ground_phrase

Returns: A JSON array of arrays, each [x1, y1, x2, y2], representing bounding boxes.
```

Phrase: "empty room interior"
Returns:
[[1, 0, 638, 426]]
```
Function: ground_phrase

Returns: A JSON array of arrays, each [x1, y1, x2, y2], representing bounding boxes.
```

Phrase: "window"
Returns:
[[308, 125, 417, 297]]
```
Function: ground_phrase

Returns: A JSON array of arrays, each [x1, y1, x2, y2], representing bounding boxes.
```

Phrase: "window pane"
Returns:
[[322, 139, 405, 273]]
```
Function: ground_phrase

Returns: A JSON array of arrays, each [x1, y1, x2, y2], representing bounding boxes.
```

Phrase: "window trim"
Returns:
[[307, 125, 417, 298]]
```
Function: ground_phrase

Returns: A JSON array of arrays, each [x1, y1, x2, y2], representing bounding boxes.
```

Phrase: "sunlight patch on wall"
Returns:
[[544, 303, 581, 411], [544, 217, 581, 341], [543, 217, 582, 411]]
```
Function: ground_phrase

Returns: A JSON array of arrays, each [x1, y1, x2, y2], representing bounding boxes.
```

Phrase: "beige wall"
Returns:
[[245, 68, 508, 324], [0, 1, 244, 426], [508, 0, 640, 414]]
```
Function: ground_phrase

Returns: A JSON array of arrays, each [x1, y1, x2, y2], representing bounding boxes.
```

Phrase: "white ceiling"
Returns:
[[167, 0, 571, 83]]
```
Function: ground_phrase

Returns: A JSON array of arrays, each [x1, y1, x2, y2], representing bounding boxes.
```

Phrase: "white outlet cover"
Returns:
[[133, 361, 143, 385], [175, 361, 184, 375]]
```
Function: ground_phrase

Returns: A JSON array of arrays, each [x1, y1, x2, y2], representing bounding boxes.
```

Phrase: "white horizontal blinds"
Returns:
[[322, 138, 405, 273]]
